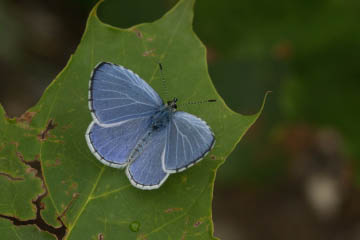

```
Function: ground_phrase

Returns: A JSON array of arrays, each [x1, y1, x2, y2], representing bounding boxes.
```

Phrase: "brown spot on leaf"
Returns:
[[143, 49, 156, 57], [133, 28, 143, 38], [55, 159, 61, 166], [146, 37, 154, 41], [17, 111, 37, 124], [55, 158, 61, 166], [137, 234, 147, 240], [210, 155, 216, 160], [98, 233, 104, 240], [193, 220, 203, 228], [69, 182, 78, 190], [61, 124, 72, 130], [46, 159, 61, 167], [181, 175, 187, 183], [38, 119, 57, 141], [164, 207, 183, 213]]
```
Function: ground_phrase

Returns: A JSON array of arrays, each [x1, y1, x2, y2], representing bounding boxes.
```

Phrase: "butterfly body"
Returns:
[[150, 105, 172, 130], [129, 99, 176, 160], [86, 62, 215, 190]]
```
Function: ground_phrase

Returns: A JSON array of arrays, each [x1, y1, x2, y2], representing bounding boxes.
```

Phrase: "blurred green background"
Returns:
[[1, 0, 360, 239]]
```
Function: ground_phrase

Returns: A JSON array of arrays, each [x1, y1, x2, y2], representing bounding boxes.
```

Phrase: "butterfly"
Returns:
[[85, 62, 215, 190]]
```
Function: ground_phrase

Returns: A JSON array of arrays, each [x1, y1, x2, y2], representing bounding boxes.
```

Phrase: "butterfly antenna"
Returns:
[[158, 63, 169, 100], [178, 99, 216, 107]]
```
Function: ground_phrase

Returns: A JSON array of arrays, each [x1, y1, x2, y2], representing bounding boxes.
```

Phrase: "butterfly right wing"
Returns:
[[163, 111, 215, 173], [89, 62, 163, 127], [85, 117, 152, 168], [126, 125, 169, 190]]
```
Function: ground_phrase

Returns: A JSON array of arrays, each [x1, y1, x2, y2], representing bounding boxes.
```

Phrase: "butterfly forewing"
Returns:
[[89, 62, 163, 127]]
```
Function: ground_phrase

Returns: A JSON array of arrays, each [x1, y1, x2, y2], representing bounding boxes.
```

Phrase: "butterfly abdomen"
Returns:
[[128, 130, 151, 162], [128, 109, 170, 163]]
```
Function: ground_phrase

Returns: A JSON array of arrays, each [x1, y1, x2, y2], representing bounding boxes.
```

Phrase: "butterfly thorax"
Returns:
[[151, 97, 178, 130]]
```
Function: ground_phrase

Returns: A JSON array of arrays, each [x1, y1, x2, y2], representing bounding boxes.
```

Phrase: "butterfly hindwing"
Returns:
[[89, 62, 163, 126], [163, 111, 215, 173], [126, 127, 169, 190], [85, 117, 152, 168]]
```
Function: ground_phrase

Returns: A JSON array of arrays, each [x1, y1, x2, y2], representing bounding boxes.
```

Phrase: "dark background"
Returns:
[[1, 0, 360, 239]]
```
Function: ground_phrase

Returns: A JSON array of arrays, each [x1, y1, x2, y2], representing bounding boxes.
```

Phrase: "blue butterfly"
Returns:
[[85, 62, 215, 190]]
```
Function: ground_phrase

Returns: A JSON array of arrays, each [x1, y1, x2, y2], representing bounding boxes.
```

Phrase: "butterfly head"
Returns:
[[167, 97, 178, 111]]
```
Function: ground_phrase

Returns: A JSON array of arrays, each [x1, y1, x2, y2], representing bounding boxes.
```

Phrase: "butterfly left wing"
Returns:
[[89, 62, 163, 127], [85, 117, 152, 168], [163, 111, 215, 173]]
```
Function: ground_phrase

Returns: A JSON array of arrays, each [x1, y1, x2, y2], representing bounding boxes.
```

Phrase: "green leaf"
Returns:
[[0, 0, 268, 239]]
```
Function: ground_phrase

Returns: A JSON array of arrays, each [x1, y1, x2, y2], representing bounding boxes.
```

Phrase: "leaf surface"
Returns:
[[0, 0, 267, 239]]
